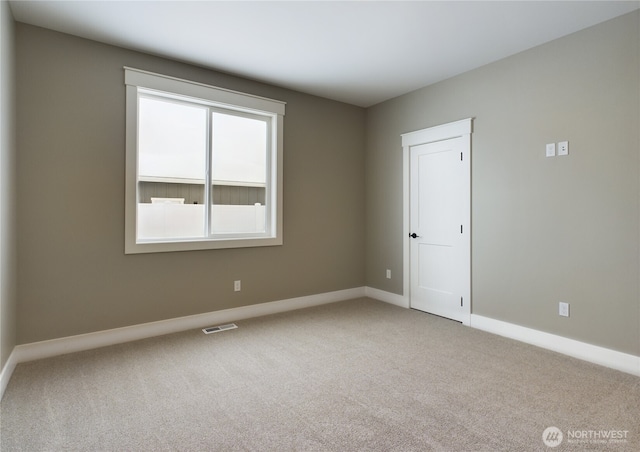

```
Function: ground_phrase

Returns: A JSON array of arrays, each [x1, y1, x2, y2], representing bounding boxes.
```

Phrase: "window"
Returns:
[[125, 68, 285, 254]]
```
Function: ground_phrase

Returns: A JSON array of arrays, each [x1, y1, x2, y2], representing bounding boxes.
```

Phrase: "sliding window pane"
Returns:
[[210, 112, 268, 234], [137, 96, 207, 240]]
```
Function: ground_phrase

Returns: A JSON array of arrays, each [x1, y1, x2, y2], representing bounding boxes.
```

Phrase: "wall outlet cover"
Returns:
[[558, 141, 569, 156]]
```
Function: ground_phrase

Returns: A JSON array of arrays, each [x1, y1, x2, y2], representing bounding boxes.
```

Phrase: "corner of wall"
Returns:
[[0, 0, 18, 375]]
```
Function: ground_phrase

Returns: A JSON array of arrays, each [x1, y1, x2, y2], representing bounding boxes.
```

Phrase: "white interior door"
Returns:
[[408, 132, 470, 323]]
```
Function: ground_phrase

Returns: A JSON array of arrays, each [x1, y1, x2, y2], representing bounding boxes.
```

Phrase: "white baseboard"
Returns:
[[14, 286, 367, 364], [366, 291, 640, 377], [4, 289, 636, 401], [365, 287, 409, 308], [470, 314, 640, 377], [0, 349, 18, 401], [0, 286, 366, 400]]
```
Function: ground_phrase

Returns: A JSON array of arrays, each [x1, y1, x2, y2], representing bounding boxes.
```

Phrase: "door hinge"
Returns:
[[460, 225, 463, 234], [460, 152, 463, 161], [461, 297, 463, 307]]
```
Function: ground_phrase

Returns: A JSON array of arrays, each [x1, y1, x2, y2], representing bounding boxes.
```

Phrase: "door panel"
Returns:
[[410, 136, 468, 322]]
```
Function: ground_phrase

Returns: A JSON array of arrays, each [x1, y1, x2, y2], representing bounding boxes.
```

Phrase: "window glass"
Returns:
[[211, 112, 268, 234], [137, 96, 207, 240]]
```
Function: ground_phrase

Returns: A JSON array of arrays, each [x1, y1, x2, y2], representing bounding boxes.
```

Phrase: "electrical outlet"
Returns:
[[559, 302, 570, 317], [234, 280, 241, 292], [386, 269, 391, 279], [558, 141, 569, 156]]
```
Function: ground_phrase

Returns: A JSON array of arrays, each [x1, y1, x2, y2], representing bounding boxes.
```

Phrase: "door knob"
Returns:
[[409, 233, 420, 238]]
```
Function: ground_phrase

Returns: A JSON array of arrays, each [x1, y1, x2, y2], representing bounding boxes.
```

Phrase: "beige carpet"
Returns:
[[1, 298, 638, 451]]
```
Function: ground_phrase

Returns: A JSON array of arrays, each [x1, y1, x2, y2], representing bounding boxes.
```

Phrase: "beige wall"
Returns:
[[16, 24, 366, 344], [366, 11, 640, 355], [10, 10, 640, 359], [0, 0, 17, 369]]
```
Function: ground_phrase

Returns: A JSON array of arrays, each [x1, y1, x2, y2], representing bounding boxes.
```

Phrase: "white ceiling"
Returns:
[[9, 0, 640, 107]]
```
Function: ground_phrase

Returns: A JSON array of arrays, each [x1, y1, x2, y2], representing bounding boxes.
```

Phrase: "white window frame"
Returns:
[[124, 67, 285, 254]]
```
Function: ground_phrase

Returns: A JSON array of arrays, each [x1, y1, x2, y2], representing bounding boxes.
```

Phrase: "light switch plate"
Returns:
[[559, 302, 570, 317], [546, 143, 556, 157]]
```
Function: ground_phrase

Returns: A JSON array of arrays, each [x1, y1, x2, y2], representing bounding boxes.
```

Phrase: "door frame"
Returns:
[[401, 118, 473, 325]]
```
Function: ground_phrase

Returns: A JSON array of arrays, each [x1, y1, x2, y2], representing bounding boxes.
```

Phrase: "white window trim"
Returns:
[[124, 67, 285, 254]]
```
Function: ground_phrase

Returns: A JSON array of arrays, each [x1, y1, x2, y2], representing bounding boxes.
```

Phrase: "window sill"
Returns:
[[125, 235, 283, 254]]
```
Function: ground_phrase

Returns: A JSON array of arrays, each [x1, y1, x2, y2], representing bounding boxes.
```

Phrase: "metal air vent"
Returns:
[[202, 323, 238, 334]]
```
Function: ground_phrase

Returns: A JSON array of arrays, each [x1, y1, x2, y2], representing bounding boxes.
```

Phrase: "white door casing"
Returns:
[[402, 118, 472, 325]]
